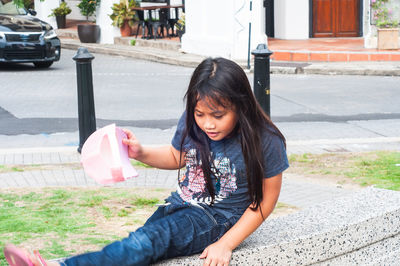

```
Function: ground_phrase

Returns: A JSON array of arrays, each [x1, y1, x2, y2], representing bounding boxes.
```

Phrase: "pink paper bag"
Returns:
[[81, 124, 138, 184]]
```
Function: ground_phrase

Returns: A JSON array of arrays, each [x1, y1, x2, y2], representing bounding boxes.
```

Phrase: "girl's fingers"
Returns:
[[199, 247, 208, 259], [122, 129, 139, 148], [122, 128, 134, 139], [203, 257, 211, 266]]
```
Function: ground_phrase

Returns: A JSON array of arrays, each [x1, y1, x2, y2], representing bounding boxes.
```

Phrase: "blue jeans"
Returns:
[[62, 204, 235, 266]]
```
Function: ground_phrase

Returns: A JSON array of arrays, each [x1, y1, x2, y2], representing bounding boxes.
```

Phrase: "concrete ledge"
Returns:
[[317, 233, 400, 265], [154, 187, 400, 265], [59, 38, 400, 76], [61, 39, 204, 68], [302, 62, 400, 76], [114, 37, 181, 51]]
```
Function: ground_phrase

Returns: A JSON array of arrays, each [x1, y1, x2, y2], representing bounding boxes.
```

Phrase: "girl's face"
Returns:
[[194, 98, 238, 141]]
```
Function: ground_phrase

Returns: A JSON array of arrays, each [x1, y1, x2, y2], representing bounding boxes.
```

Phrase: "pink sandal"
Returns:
[[3, 244, 47, 266]]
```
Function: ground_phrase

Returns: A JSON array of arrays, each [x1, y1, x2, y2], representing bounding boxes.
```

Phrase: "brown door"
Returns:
[[312, 0, 359, 37]]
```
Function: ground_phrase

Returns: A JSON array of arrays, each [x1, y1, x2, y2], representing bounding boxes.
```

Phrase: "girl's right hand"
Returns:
[[122, 129, 143, 159]]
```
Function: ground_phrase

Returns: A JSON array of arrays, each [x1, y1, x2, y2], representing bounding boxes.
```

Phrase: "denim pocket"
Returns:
[[164, 202, 190, 215]]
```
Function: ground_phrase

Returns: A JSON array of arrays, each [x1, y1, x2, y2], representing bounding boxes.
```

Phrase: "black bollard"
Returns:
[[73, 47, 96, 153], [251, 43, 273, 117]]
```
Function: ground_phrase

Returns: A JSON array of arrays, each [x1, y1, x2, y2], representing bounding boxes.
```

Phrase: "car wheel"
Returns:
[[33, 61, 53, 68]]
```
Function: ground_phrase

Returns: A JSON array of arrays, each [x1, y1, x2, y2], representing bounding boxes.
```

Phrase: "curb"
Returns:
[[60, 39, 400, 76], [61, 39, 204, 68], [1, 137, 399, 166], [301, 64, 400, 76], [157, 188, 400, 265], [0, 146, 78, 155]]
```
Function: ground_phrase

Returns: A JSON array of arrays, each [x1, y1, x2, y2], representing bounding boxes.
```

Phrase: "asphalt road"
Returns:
[[1, 48, 399, 148]]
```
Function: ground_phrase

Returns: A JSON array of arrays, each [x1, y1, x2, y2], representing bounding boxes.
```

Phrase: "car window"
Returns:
[[0, 0, 27, 15]]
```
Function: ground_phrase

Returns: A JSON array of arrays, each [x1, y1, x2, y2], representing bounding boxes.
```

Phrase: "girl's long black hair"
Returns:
[[180, 57, 285, 212]]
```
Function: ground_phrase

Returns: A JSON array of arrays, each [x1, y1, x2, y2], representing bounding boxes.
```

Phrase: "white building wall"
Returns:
[[274, 0, 309, 39], [364, 0, 400, 48], [33, 0, 58, 28], [97, 0, 121, 44], [181, 0, 267, 61], [33, 0, 97, 28], [65, 0, 95, 21]]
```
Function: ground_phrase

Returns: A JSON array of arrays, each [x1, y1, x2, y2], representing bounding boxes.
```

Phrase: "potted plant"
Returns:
[[49, 1, 72, 29], [77, 0, 101, 43], [175, 12, 185, 42], [371, 0, 399, 49], [109, 0, 137, 37], [12, 0, 34, 9]]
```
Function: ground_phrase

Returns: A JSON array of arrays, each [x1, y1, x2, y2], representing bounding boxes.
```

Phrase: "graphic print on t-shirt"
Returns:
[[177, 148, 237, 205]]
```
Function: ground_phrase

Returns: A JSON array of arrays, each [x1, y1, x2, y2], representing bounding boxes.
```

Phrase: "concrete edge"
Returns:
[[61, 41, 203, 68], [287, 136, 400, 145], [316, 232, 400, 265], [2, 136, 399, 157], [156, 212, 400, 265], [60, 39, 400, 76], [302, 66, 400, 76], [154, 188, 400, 265], [0, 144, 164, 157], [0, 146, 78, 155]]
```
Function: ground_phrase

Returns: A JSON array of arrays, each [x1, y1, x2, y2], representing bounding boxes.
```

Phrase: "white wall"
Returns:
[[34, 0, 97, 26], [364, 0, 375, 48], [34, 0, 59, 28], [97, 0, 121, 44], [364, 0, 400, 48], [274, 0, 309, 39], [65, 0, 96, 21], [181, 0, 267, 60], [34, 0, 118, 43]]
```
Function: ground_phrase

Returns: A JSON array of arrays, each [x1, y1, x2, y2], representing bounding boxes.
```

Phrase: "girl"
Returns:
[[4, 57, 288, 266]]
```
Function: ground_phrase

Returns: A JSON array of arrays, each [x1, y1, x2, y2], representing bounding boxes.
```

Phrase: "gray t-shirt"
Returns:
[[166, 112, 289, 219]]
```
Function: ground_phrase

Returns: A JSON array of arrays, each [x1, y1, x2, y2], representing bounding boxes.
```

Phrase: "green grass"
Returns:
[[0, 163, 82, 173], [275, 202, 292, 209], [0, 165, 24, 173], [288, 153, 314, 163], [132, 197, 160, 207], [131, 160, 153, 168], [0, 161, 152, 174], [0, 187, 171, 265], [288, 151, 400, 190], [344, 151, 400, 190]]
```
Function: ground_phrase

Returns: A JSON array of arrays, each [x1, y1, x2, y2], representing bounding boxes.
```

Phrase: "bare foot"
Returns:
[[4, 244, 58, 266], [26, 251, 59, 266]]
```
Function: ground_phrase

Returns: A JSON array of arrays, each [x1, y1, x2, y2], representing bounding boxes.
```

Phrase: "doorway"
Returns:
[[264, 0, 274, 37], [311, 0, 361, 37]]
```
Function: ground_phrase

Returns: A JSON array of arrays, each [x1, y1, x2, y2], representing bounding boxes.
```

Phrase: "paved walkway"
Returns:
[[0, 144, 368, 210]]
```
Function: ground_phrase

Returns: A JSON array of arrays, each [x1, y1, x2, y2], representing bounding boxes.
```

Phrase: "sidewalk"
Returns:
[[4, 132, 399, 209], [0, 146, 360, 209]]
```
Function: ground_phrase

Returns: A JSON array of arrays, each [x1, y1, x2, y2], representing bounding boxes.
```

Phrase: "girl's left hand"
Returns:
[[199, 241, 232, 266]]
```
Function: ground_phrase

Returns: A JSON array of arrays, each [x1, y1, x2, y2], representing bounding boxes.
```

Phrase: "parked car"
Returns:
[[0, 1, 61, 68]]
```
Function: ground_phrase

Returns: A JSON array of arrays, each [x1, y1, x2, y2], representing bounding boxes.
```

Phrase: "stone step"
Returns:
[[60, 38, 204, 68], [316, 233, 400, 265], [114, 36, 181, 51], [56, 28, 181, 52], [155, 187, 400, 265], [56, 29, 79, 40]]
